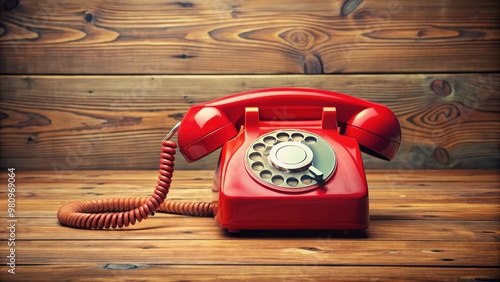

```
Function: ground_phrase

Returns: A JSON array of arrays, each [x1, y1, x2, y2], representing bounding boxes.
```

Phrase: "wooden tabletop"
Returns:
[[0, 170, 499, 281]]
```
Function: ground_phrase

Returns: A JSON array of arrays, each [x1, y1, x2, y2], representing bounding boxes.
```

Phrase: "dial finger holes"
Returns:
[[305, 136, 317, 144], [291, 133, 304, 141], [260, 170, 272, 179], [263, 136, 276, 145], [252, 162, 264, 171], [253, 143, 266, 151], [271, 175, 284, 185], [301, 175, 316, 185], [286, 177, 299, 187], [249, 152, 262, 161], [277, 132, 290, 141], [246, 129, 335, 192]]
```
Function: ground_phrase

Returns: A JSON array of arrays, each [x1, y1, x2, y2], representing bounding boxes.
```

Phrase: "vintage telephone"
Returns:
[[58, 88, 401, 232]]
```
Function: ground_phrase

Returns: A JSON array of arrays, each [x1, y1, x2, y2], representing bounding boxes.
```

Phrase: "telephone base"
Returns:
[[214, 192, 369, 232], [212, 114, 373, 232]]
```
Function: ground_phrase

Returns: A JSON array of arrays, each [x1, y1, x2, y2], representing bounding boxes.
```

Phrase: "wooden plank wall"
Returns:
[[0, 0, 499, 171]]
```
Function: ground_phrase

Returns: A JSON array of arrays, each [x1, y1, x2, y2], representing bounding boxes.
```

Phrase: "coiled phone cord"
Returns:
[[57, 138, 214, 229]]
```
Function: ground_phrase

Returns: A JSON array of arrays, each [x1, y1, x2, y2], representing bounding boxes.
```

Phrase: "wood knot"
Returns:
[[172, 54, 196, 59], [85, 13, 93, 23], [174, 2, 194, 8], [26, 133, 38, 144], [237, 27, 328, 53], [341, 0, 363, 16], [301, 53, 324, 74], [4, 0, 19, 11], [279, 29, 318, 50], [431, 80, 452, 97], [290, 31, 311, 47], [432, 147, 449, 165], [168, 113, 185, 121], [422, 103, 461, 126], [102, 264, 141, 270]]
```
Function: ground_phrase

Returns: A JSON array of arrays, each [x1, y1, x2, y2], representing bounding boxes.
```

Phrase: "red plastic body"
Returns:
[[175, 88, 401, 232], [212, 109, 369, 232]]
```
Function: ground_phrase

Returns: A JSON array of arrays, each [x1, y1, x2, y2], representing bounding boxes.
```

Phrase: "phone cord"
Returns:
[[57, 140, 214, 229]]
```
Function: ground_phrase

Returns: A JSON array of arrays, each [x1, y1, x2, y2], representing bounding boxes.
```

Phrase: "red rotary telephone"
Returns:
[[58, 88, 401, 232]]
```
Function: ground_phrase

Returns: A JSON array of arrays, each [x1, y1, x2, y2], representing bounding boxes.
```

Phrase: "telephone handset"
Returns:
[[58, 88, 401, 232]]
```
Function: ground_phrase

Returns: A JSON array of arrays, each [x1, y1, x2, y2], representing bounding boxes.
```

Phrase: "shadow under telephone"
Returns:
[[58, 88, 401, 233]]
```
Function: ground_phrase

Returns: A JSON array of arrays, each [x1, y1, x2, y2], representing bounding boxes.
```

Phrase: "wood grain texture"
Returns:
[[0, 0, 498, 74], [1, 74, 499, 170], [0, 265, 498, 282], [2, 217, 499, 242], [7, 240, 500, 266], [0, 170, 498, 281]]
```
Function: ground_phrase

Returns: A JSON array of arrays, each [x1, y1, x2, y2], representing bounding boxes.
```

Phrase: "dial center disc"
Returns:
[[269, 142, 313, 171], [276, 145, 306, 164]]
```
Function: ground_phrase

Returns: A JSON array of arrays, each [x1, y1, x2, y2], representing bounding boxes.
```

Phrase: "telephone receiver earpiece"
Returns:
[[177, 88, 401, 162]]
